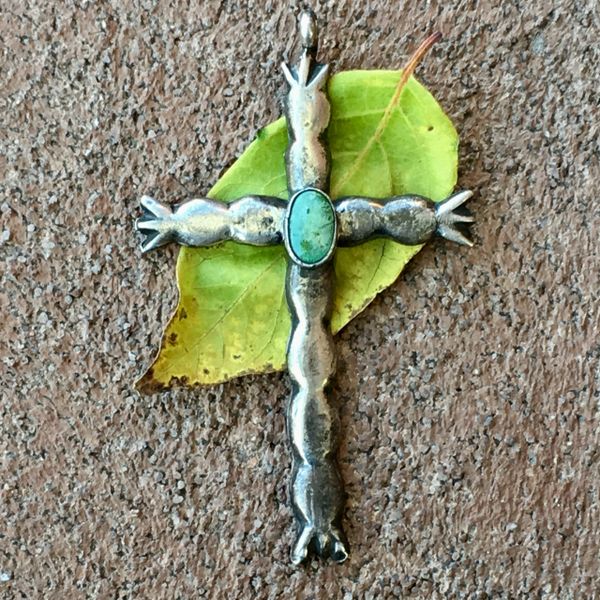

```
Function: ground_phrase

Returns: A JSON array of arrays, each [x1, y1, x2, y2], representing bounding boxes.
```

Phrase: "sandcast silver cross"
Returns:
[[136, 11, 473, 565]]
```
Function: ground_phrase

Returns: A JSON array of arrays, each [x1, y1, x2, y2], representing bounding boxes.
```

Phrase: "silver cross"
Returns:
[[136, 10, 473, 565]]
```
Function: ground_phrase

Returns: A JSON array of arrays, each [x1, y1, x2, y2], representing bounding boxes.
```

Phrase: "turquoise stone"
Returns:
[[287, 189, 336, 265]]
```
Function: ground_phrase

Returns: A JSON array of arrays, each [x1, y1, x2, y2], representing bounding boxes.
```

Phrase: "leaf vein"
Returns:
[[254, 283, 286, 362], [331, 73, 412, 198], [189, 255, 283, 349]]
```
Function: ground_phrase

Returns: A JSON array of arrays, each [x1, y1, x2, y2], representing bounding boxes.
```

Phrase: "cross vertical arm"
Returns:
[[282, 11, 349, 565], [135, 194, 287, 252]]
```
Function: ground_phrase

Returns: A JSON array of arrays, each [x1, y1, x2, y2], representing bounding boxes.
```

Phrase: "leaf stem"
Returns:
[[331, 32, 442, 198], [388, 32, 442, 113]]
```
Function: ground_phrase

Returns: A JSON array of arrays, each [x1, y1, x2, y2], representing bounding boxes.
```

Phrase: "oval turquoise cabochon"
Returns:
[[286, 188, 337, 266]]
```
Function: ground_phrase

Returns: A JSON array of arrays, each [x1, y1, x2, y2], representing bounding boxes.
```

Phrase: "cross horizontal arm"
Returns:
[[335, 190, 474, 247], [136, 195, 287, 253]]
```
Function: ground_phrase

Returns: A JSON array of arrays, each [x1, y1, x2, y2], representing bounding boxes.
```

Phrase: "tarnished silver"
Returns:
[[282, 11, 330, 193], [336, 191, 474, 247], [281, 11, 348, 564], [135, 9, 475, 565], [286, 263, 347, 563], [137, 194, 286, 252]]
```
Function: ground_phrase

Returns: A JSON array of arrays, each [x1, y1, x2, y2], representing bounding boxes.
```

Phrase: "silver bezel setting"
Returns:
[[283, 187, 338, 269]]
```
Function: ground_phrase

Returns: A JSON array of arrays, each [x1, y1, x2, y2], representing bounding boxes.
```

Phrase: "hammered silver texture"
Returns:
[[136, 195, 286, 253], [282, 10, 350, 564], [335, 191, 474, 248]]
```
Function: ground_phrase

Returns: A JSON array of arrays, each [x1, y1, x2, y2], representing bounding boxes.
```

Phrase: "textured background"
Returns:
[[1, 0, 598, 598]]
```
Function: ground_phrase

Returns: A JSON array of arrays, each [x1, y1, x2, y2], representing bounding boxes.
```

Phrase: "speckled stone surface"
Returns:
[[1, 1, 598, 598]]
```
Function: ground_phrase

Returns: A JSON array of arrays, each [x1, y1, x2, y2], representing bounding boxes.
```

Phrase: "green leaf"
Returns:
[[138, 70, 458, 391]]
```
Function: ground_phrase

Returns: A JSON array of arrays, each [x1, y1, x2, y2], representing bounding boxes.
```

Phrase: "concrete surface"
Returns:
[[1, 0, 598, 597]]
